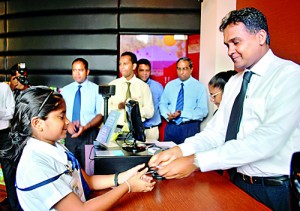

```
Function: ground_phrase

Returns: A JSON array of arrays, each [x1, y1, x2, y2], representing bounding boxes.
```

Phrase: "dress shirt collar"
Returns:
[[178, 76, 193, 85], [146, 78, 152, 86], [248, 49, 273, 77], [74, 79, 88, 88], [120, 74, 137, 83]]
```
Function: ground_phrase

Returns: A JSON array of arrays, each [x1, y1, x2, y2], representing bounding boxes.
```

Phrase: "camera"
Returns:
[[17, 63, 29, 85], [12, 63, 29, 85]]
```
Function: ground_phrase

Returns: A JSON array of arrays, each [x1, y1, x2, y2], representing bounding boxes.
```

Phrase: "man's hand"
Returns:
[[156, 155, 198, 179], [67, 121, 83, 138], [167, 110, 181, 121], [118, 101, 126, 110], [148, 146, 183, 168]]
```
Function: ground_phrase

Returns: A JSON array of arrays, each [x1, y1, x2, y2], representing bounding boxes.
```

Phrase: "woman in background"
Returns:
[[208, 70, 237, 112]]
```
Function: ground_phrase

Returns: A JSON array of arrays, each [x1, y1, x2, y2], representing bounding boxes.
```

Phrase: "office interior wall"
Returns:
[[0, 0, 201, 88], [237, 0, 300, 65], [199, 0, 236, 128]]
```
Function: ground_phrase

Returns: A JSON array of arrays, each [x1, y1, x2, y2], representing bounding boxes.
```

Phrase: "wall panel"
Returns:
[[0, 0, 201, 88], [7, 14, 118, 32], [7, 34, 117, 51], [237, 0, 300, 64]]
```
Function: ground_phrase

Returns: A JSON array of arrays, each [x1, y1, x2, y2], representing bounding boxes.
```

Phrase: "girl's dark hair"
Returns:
[[209, 70, 237, 91], [0, 86, 63, 162]]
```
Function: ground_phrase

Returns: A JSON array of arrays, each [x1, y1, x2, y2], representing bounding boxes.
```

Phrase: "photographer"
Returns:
[[9, 63, 30, 100], [0, 63, 27, 210]]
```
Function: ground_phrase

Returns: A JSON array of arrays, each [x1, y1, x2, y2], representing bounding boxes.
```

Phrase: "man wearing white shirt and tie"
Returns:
[[149, 8, 300, 210]]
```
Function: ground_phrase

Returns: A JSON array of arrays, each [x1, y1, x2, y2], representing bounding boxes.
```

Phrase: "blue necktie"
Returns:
[[225, 71, 253, 180], [72, 85, 82, 122], [65, 150, 91, 200], [174, 83, 184, 125]]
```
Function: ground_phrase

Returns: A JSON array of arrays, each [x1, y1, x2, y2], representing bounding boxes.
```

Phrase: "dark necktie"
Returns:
[[225, 71, 253, 180], [72, 85, 82, 122], [65, 150, 91, 200], [174, 83, 184, 125]]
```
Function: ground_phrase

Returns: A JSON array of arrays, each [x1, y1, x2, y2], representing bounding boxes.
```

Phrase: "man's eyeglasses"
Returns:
[[210, 91, 222, 99]]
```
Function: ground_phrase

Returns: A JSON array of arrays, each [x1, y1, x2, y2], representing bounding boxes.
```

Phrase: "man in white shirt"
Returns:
[[149, 7, 300, 210], [0, 83, 22, 210]]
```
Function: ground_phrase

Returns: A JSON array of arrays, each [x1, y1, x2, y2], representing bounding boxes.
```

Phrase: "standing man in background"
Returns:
[[149, 8, 300, 210], [61, 58, 103, 168], [159, 57, 208, 144], [137, 58, 163, 140], [108, 52, 154, 131], [0, 82, 22, 211]]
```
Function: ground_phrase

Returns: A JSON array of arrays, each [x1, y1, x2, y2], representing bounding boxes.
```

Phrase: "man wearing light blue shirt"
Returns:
[[61, 58, 103, 168], [137, 59, 164, 140], [159, 57, 208, 144]]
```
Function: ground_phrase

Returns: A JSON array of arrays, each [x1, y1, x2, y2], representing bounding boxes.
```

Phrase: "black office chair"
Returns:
[[290, 152, 300, 211]]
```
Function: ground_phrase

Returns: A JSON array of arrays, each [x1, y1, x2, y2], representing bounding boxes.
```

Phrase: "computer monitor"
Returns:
[[122, 100, 146, 153]]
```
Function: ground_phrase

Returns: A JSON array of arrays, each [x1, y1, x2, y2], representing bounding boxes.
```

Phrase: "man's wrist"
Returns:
[[193, 154, 200, 168]]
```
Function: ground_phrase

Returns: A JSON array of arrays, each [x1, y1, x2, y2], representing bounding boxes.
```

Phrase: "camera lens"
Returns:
[[17, 75, 29, 85]]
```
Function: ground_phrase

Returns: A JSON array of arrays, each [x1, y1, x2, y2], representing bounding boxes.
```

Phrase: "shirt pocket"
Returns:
[[242, 98, 266, 131]]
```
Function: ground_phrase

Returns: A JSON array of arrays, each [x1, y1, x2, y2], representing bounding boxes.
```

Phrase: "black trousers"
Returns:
[[234, 174, 289, 211], [65, 127, 99, 169], [0, 128, 22, 211]]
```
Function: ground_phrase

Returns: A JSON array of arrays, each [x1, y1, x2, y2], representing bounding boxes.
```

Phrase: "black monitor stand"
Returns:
[[117, 131, 147, 154]]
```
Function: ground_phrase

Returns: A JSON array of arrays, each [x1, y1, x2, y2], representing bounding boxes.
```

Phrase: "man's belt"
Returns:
[[144, 125, 159, 129], [169, 120, 200, 125], [237, 173, 289, 186]]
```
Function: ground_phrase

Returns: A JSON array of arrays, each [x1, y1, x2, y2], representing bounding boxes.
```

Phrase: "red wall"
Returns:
[[237, 0, 300, 65]]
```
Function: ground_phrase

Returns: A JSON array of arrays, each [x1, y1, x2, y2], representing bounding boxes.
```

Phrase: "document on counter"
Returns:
[[145, 140, 177, 150]]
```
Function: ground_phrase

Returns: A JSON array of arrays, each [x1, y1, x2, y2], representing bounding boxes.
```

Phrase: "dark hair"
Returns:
[[176, 57, 193, 69], [72, 58, 89, 70], [121, 52, 137, 64], [137, 58, 151, 70], [219, 7, 270, 45], [0, 86, 63, 161], [209, 70, 237, 91]]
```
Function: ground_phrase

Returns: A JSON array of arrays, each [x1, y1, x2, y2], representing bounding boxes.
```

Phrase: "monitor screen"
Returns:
[[126, 100, 146, 142], [94, 110, 120, 149]]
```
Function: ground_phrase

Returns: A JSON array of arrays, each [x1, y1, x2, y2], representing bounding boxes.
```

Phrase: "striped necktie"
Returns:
[[174, 83, 184, 125], [72, 85, 82, 122]]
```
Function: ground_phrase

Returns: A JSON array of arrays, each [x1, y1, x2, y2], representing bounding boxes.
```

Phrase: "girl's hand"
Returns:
[[118, 163, 145, 184], [127, 168, 156, 192]]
